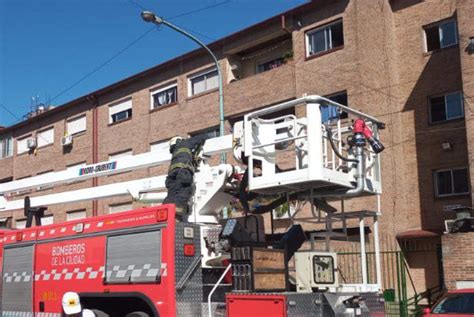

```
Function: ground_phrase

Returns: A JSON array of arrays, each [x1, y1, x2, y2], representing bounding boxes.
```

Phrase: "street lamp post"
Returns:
[[141, 11, 226, 163]]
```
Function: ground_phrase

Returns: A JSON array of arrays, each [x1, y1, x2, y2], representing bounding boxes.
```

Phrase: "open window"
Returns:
[[151, 83, 178, 109], [429, 92, 463, 123], [109, 99, 132, 124], [424, 19, 458, 52], [321, 91, 349, 122]]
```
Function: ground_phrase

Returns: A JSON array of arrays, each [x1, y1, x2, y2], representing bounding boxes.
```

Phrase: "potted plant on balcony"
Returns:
[[282, 49, 294, 63]]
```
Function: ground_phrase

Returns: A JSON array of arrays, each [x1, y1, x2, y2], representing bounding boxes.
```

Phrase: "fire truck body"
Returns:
[[1, 206, 203, 316]]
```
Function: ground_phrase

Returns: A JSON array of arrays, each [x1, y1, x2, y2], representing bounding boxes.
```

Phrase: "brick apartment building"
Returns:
[[1, 0, 473, 294]]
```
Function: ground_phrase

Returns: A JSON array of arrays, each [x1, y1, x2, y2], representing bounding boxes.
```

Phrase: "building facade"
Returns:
[[1, 0, 473, 293]]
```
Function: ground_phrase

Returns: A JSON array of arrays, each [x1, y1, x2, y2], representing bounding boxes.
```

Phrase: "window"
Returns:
[[151, 140, 169, 153], [67, 209, 86, 221], [0, 217, 12, 228], [67, 115, 86, 135], [429, 92, 463, 123], [108, 150, 132, 176], [0, 177, 13, 183], [66, 161, 86, 184], [425, 19, 458, 52], [109, 99, 132, 124], [191, 126, 220, 141], [151, 84, 177, 109], [257, 57, 284, 73], [14, 175, 32, 196], [435, 168, 469, 197], [17, 135, 31, 154], [42, 215, 54, 225], [37, 127, 54, 147], [15, 219, 26, 229], [109, 149, 132, 161], [109, 202, 133, 214], [67, 161, 87, 171], [322, 91, 349, 122], [37, 170, 54, 191], [306, 19, 344, 57], [0, 136, 13, 158], [188, 69, 218, 96]]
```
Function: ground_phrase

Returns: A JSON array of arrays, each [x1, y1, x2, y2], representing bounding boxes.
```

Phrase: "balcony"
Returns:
[[224, 35, 296, 115]]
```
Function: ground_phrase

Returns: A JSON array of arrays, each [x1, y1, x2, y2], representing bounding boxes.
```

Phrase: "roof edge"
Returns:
[[1, 1, 316, 134]]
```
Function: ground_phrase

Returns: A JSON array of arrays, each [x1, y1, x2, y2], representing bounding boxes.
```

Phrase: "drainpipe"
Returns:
[[88, 94, 99, 216], [281, 15, 292, 34]]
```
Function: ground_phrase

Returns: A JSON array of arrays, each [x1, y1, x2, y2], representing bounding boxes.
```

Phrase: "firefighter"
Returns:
[[61, 292, 96, 317], [163, 135, 207, 220]]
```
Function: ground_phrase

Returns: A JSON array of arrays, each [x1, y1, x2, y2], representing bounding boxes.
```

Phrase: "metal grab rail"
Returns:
[[244, 94, 383, 196], [176, 255, 203, 291], [208, 263, 232, 317]]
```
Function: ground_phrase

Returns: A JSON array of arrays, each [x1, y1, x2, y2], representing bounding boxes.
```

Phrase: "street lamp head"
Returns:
[[141, 11, 160, 23]]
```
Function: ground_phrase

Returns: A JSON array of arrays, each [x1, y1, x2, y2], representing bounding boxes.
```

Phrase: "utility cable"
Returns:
[[48, 26, 156, 104], [167, 1, 231, 20]]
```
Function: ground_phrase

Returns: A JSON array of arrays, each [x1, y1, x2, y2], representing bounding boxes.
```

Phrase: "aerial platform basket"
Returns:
[[238, 95, 384, 197]]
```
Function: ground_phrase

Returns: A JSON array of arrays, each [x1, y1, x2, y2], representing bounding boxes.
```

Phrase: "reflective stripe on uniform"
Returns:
[[168, 162, 194, 172], [174, 147, 192, 156]]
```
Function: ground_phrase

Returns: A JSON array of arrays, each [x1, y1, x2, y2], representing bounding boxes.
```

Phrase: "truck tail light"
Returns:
[[16, 232, 23, 241], [156, 210, 168, 222], [184, 244, 195, 257]]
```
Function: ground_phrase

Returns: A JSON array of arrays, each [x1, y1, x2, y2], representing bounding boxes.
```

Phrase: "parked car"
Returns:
[[423, 289, 474, 316]]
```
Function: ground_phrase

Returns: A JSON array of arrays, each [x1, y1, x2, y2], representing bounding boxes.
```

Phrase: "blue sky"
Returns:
[[0, 0, 308, 127]]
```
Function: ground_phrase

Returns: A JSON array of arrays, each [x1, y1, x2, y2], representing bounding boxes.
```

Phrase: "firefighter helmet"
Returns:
[[169, 136, 183, 153], [170, 136, 183, 147]]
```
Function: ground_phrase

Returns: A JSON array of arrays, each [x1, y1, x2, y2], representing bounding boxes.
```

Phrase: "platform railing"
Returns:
[[243, 95, 383, 196]]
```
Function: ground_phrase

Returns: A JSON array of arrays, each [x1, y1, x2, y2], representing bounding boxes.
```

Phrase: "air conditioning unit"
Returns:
[[27, 137, 37, 149], [61, 135, 73, 147], [295, 251, 339, 292], [444, 219, 455, 233]]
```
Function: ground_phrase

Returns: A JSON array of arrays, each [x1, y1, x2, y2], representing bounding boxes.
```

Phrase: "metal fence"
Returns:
[[336, 236, 442, 317]]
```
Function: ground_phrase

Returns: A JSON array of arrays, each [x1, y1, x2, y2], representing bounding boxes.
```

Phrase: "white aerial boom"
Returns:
[[0, 95, 384, 223]]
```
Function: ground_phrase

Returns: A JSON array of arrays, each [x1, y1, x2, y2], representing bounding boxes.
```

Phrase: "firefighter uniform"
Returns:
[[163, 135, 206, 219]]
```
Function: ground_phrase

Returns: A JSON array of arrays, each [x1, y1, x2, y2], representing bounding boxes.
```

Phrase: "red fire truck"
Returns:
[[0, 205, 206, 316], [0, 96, 386, 316]]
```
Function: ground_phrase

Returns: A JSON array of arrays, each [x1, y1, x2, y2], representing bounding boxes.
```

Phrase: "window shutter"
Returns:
[[106, 230, 162, 283], [67, 115, 86, 135], [17, 137, 31, 154], [37, 128, 54, 147], [67, 210, 86, 221]]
